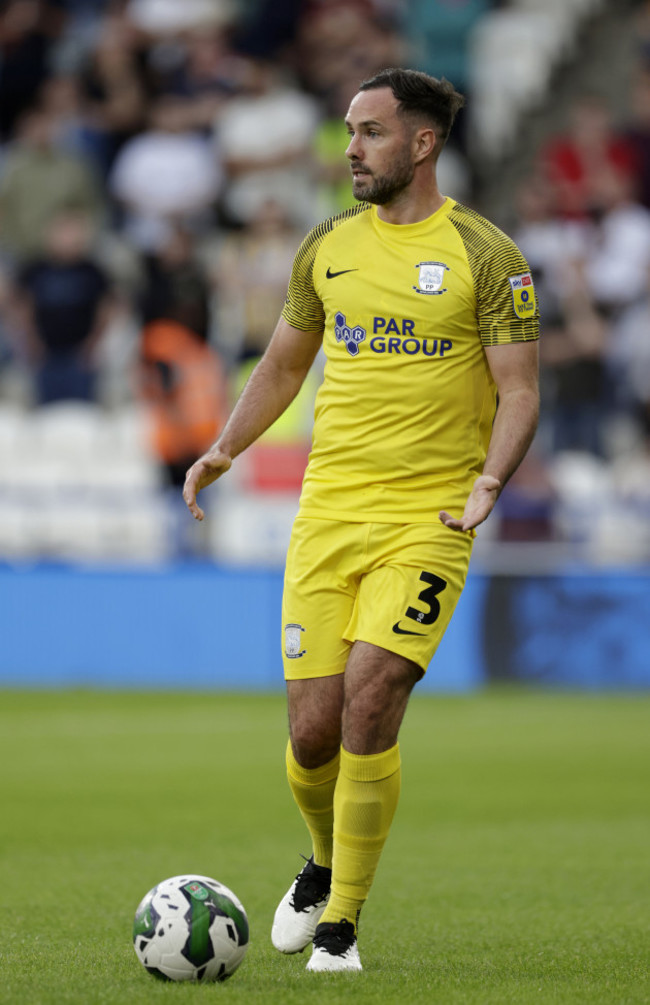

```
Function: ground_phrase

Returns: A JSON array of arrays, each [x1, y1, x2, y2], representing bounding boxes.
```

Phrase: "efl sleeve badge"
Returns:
[[507, 272, 536, 319]]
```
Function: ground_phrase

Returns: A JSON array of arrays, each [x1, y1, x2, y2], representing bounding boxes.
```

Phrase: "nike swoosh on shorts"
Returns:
[[392, 622, 426, 637]]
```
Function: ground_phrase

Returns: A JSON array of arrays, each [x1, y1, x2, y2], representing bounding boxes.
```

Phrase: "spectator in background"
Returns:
[[79, 14, 149, 176], [212, 198, 303, 366], [215, 57, 319, 228], [625, 66, 650, 211], [539, 284, 607, 457], [138, 320, 227, 490], [12, 207, 114, 404], [136, 221, 225, 488], [232, 0, 302, 61], [139, 223, 211, 344], [54, 0, 113, 43], [513, 175, 607, 456], [38, 72, 113, 178], [0, 0, 65, 140], [541, 93, 638, 220], [109, 94, 222, 252], [138, 311, 228, 558], [513, 176, 586, 333], [0, 264, 17, 376], [152, 27, 246, 129], [535, 152, 650, 459], [0, 106, 104, 264], [135, 219, 227, 553], [294, 0, 405, 100], [579, 166, 650, 427]]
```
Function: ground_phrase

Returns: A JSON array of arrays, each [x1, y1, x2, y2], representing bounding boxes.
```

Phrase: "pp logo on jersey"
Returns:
[[508, 273, 536, 319], [413, 261, 449, 295]]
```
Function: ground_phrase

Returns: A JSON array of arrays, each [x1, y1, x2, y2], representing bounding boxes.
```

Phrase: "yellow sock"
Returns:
[[320, 743, 401, 931], [286, 740, 340, 869]]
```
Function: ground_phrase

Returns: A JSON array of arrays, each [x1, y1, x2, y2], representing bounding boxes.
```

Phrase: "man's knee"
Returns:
[[289, 717, 340, 767], [287, 675, 344, 768]]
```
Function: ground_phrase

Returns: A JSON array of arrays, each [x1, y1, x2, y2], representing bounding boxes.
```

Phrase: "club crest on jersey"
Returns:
[[413, 261, 449, 295], [285, 623, 306, 658], [508, 272, 536, 319], [334, 311, 366, 357]]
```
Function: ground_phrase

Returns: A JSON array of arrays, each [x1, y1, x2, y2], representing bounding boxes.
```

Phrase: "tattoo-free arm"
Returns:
[[183, 318, 322, 520], [439, 340, 539, 532]]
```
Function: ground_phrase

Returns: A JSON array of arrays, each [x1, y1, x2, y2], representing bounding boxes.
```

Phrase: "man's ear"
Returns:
[[414, 126, 437, 164]]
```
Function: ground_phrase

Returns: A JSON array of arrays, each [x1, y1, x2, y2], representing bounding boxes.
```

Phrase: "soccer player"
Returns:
[[183, 68, 539, 972]]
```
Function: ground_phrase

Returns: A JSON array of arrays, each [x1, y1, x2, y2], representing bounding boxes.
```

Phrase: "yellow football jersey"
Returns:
[[281, 198, 539, 522]]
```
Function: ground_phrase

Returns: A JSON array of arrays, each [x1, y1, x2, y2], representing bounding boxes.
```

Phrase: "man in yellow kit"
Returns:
[[183, 67, 539, 972]]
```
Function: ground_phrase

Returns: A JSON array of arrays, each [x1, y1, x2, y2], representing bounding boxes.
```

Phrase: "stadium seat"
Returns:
[[468, 4, 595, 156], [31, 401, 105, 459], [208, 488, 300, 566], [0, 402, 167, 562], [551, 451, 612, 546], [0, 498, 37, 558], [0, 405, 30, 460]]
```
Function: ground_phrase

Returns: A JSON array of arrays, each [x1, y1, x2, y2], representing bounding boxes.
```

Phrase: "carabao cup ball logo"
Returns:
[[334, 311, 366, 357]]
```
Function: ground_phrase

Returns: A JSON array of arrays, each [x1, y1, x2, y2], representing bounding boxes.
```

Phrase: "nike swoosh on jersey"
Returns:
[[326, 267, 358, 279], [392, 622, 426, 636]]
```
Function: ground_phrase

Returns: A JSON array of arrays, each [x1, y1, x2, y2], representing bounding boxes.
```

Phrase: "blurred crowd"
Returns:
[[0, 0, 649, 559], [0, 0, 415, 490], [502, 43, 650, 553]]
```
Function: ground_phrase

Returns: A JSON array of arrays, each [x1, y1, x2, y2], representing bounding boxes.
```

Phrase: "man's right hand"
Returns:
[[182, 447, 232, 521]]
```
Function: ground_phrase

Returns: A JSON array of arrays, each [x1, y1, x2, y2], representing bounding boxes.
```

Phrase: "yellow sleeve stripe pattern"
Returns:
[[282, 203, 370, 333], [448, 202, 540, 346]]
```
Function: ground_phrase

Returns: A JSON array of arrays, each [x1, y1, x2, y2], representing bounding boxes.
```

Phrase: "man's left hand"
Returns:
[[439, 474, 502, 532]]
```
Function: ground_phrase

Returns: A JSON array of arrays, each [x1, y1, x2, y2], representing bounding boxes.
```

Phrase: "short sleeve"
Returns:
[[475, 234, 539, 346], [281, 226, 326, 333], [448, 202, 539, 346]]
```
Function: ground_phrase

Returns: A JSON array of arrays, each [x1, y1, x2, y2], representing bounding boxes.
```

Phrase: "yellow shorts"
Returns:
[[282, 518, 473, 680]]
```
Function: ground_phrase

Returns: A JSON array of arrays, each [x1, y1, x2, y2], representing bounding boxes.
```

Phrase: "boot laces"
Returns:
[[312, 919, 356, 956], [290, 855, 331, 913]]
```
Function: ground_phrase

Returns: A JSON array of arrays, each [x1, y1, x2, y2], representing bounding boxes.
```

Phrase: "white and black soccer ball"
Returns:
[[133, 874, 249, 982]]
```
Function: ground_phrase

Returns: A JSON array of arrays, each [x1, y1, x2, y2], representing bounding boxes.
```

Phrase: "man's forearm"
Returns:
[[217, 352, 307, 461], [482, 386, 540, 489], [183, 320, 321, 521]]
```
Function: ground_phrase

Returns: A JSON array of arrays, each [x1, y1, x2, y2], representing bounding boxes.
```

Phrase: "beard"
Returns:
[[351, 149, 415, 205]]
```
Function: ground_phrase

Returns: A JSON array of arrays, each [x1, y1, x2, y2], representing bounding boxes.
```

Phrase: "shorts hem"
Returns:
[[283, 663, 347, 681], [351, 633, 432, 674]]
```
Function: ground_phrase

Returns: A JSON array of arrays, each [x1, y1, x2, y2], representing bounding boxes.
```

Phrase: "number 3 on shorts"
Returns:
[[405, 571, 448, 627]]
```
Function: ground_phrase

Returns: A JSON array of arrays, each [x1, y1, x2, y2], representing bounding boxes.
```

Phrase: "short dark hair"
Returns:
[[359, 67, 465, 149]]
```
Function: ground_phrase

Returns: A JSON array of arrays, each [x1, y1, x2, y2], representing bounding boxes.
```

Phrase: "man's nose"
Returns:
[[346, 134, 361, 160]]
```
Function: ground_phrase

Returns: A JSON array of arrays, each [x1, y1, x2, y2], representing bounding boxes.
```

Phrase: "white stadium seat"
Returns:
[[468, 1, 604, 157], [0, 404, 168, 562]]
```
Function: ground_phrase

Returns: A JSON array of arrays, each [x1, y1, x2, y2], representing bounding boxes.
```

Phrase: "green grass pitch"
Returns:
[[0, 688, 648, 1004]]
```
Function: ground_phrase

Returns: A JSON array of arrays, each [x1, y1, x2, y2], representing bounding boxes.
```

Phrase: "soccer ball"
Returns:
[[133, 874, 249, 982]]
